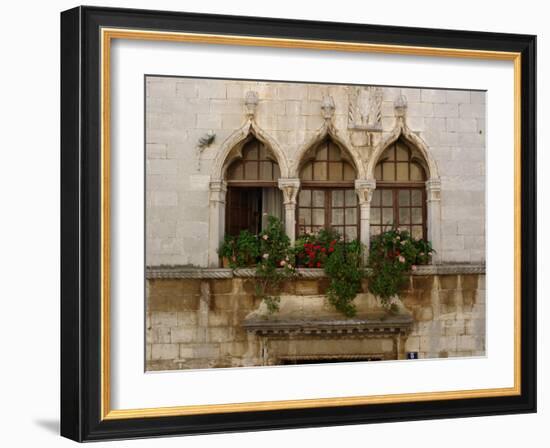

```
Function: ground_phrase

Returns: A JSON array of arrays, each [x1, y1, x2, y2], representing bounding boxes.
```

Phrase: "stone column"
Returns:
[[208, 180, 227, 267], [277, 178, 301, 243], [426, 178, 442, 264], [355, 179, 376, 257]]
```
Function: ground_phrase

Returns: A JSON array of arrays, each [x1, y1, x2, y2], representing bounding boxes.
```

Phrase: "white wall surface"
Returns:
[[0, 0, 546, 447]]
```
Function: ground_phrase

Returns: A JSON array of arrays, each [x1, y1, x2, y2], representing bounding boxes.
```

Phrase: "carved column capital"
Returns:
[[425, 178, 442, 201], [278, 178, 301, 205], [209, 180, 227, 204], [354, 179, 377, 206], [244, 90, 259, 118]]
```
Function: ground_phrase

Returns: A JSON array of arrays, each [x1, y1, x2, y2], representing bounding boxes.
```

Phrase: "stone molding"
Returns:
[[146, 264, 485, 279]]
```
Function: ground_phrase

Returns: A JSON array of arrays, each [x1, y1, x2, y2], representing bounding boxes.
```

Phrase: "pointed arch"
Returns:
[[367, 117, 439, 182], [292, 121, 366, 179], [211, 119, 290, 181]]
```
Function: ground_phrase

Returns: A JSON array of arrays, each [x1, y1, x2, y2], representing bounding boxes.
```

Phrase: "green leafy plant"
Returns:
[[367, 228, 434, 311], [255, 216, 296, 313], [218, 230, 260, 268], [294, 228, 339, 268], [324, 238, 364, 317]]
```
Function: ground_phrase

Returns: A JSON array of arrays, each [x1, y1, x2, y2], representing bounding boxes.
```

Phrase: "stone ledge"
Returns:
[[146, 264, 485, 279]]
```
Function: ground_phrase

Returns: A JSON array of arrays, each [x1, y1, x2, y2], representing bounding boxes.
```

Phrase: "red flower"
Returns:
[[308, 261, 314, 268], [321, 247, 326, 253], [328, 247, 335, 253], [316, 262, 322, 268]]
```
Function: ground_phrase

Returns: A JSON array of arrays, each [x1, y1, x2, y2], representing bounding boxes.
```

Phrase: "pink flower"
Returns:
[[287, 264, 293, 270], [262, 234, 269, 240], [280, 260, 286, 266], [263, 253, 269, 259], [398, 255, 406, 263], [411, 265, 417, 271]]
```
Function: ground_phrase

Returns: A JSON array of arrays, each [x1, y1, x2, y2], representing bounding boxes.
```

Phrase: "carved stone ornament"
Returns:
[[354, 179, 376, 205], [320, 94, 335, 120], [348, 86, 383, 130], [426, 178, 442, 201], [244, 90, 259, 117], [394, 94, 408, 118], [277, 178, 301, 205]]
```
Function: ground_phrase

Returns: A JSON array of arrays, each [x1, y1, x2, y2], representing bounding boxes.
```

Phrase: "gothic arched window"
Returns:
[[225, 137, 283, 235], [371, 139, 427, 239], [297, 138, 358, 240]]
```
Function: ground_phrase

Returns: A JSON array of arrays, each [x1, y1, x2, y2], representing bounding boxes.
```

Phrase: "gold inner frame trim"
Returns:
[[100, 27, 522, 420]]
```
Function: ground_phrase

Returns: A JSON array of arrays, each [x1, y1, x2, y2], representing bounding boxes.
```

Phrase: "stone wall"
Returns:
[[146, 269, 486, 371], [146, 77, 486, 267]]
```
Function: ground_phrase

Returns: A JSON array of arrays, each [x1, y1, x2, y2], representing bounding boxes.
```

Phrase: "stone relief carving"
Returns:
[[195, 130, 216, 171], [348, 86, 383, 130]]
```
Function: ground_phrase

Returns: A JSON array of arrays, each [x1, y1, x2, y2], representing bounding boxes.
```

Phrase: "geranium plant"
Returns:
[[367, 228, 434, 311]]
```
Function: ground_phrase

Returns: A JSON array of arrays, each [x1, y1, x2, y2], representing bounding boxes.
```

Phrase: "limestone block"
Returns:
[[307, 85, 325, 101], [277, 115, 307, 131], [151, 343, 179, 360], [442, 250, 470, 263], [470, 91, 486, 104], [198, 83, 226, 99], [147, 79, 176, 97], [285, 100, 301, 116], [405, 336, 421, 352], [151, 311, 178, 328], [441, 235, 464, 250], [147, 159, 178, 176], [209, 327, 231, 342], [176, 82, 199, 98], [221, 114, 243, 130], [446, 90, 471, 104], [147, 143, 168, 159], [457, 219, 484, 236], [406, 102, 434, 117], [420, 89, 447, 103], [151, 191, 178, 207], [171, 327, 197, 343], [193, 344, 220, 359], [424, 117, 446, 131], [459, 103, 485, 118], [446, 118, 477, 133], [276, 84, 308, 100], [177, 312, 198, 326], [226, 83, 246, 99], [400, 88, 421, 102], [196, 113, 222, 129], [433, 103, 459, 118], [464, 236, 486, 249]]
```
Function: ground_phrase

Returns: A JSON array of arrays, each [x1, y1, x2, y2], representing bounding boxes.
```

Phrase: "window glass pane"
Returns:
[[300, 162, 312, 180], [396, 143, 409, 161], [345, 189, 357, 206], [385, 145, 396, 161], [399, 207, 410, 224], [345, 207, 357, 224], [328, 143, 341, 161], [343, 162, 356, 180], [332, 190, 344, 207], [298, 208, 311, 226], [396, 162, 409, 180], [374, 164, 382, 180], [313, 209, 325, 226], [412, 207, 423, 224], [227, 162, 243, 180], [312, 190, 325, 207], [273, 163, 281, 179], [328, 162, 343, 180], [333, 226, 344, 237], [382, 190, 393, 206], [370, 207, 381, 225], [245, 162, 258, 180], [260, 162, 273, 180], [412, 225, 423, 239], [299, 189, 311, 207], [245, 143, 258, 160], [316, 142, 328, 160], [259, 144, 267, 160], [370, 226, 381, 236], [382, 163, 395, 181], [313, 162, 327, 180], [345, 226, 357, 241], [382, 208, 394, 226], [372, 190, 381, 206], [410, 163, 425, 181], [398, 190, 410, 206], [331, 209, 344, 225], [411, 190, 422, 206]]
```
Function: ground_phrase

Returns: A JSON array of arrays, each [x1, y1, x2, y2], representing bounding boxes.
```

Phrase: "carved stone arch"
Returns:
[[211, 118, 290, 181], [367, 118, 439, 182], [291, 121, 366, 179]]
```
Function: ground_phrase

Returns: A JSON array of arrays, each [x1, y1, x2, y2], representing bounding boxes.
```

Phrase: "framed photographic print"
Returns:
[[60, 6, 537, 442]]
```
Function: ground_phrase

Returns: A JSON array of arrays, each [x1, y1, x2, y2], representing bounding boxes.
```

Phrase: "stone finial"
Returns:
[[244, 90, 259, 117], [394, 94, 408, 118], [321, 95, 336, 120]]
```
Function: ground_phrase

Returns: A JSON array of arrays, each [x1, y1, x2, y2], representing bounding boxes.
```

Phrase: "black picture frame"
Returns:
[[60, 5, 536, 442]]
